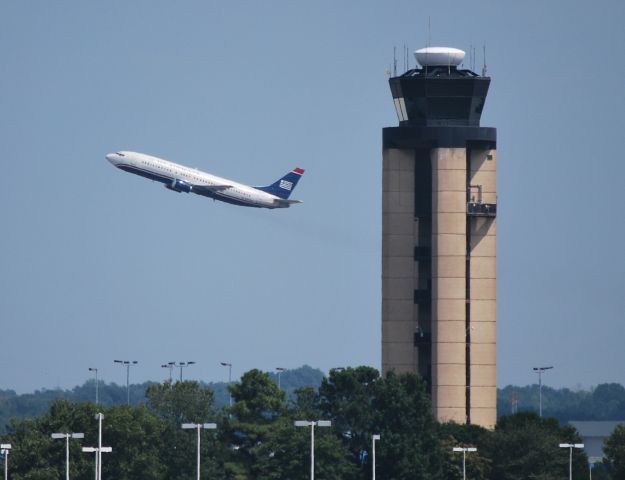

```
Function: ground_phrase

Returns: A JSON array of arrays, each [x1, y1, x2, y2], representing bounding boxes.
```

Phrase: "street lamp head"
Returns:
[[276, 367, 285, 372], [372, 434, 381, 441], [181, 423, 197, 429], [0, 444, 11, 450], [220, 362, 231, 366], [188, 361, 196, 365], [51, 433, 67, 439], [453, 446, 477, 452], [317, 420, 332, 427], [88, 367, 97, 372], [71, 433, 85, 439], [294, 420, 312, 427]]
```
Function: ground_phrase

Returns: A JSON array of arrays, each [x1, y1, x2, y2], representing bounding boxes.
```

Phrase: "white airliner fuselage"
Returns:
[[106, 151, 304, 209]]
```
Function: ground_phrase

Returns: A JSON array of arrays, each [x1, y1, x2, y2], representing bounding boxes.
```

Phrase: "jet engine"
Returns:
[[166, 178, 193, 193]]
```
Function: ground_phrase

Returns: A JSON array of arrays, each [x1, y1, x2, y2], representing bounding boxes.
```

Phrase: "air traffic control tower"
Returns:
[[382, 47, 497, 428]]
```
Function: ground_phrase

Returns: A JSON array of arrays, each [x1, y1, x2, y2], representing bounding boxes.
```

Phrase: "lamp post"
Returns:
[[51, 433, 84, 480], [452, 447, 477, 480], [114, 360, 138, 405], [181, 423, 217, 480], [88, 368, 99, 404], [294, 420, 331, 480], [533, 366, 553, 417], [275, 367, 285, 389], [560, 443, 584, 480], [220, 362, 232, 406], [82, 447, 112, 480], [372, 434, 380, 480], [161, 363, 174, 382], [1, 444, 11, 480], [173, 361, 196, 381]]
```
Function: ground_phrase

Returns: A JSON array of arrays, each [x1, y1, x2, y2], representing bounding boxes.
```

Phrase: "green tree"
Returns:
[[438, 422, 491, 480], [604, 424, 625, 479], [319, 366, 379, 456], [4, 400, 108, 480], [222, 369, 288, 478], [100, 404, 168, 480], [146, 380, 224, 480], [146, 380, 214, 424], [371, 371, 444, 480], [229, 369, 286, 422], [319, 367, 446, 479], [487, 412, 587, 480]]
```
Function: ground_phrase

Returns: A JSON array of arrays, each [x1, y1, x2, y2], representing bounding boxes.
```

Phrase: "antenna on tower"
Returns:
[[473, 45, 477, 71], [393, 46, 397, 76], [428, 16, 431, 47], [405, 44, 409, 72], [482, 43, 488, 76], [403, 44, 406, 72]]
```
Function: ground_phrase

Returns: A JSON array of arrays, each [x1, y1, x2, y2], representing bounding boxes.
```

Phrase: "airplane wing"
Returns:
[[192, 184, 232, 193]]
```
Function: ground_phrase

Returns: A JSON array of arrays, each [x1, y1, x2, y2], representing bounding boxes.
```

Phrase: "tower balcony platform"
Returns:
[[467, 202, 497, 217]]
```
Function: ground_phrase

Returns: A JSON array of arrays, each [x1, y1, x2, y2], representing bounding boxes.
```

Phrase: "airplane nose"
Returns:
[[106, 153, 117, 164]]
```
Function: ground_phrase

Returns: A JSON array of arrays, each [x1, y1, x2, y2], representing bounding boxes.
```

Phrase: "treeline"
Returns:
[[3, 367, 624, 480], [4, 367, 625, 436], [0, 365, 324, 434], [497, 383, 625, 422]]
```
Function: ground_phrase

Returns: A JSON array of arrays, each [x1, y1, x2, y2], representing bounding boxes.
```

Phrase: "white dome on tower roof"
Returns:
[[415, 47, 465, 67]]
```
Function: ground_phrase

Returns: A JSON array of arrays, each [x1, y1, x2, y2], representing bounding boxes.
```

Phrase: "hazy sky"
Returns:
[[1, 1, 624, 393]]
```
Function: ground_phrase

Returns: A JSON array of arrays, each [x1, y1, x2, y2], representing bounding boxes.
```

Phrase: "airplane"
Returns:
[[105, 151, 304, 209]]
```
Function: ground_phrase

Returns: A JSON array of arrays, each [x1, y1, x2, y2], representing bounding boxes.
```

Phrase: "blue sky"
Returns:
[[1, 1, 624, 393]]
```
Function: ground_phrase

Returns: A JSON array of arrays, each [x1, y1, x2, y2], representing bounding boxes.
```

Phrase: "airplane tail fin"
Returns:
[[255, 167, 305, 199]]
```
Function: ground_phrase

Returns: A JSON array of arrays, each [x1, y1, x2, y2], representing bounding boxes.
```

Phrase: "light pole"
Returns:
[[51, 433, 84, 480], [533, 366, 553, 417], [453, 447, 477, 480], [114, 360, 138, 405], [161, 363, 174, 382], [560, 443, 584, 480], [82, 446, 111, 480], [88, 368, 99, 404], [1, 444, 11, 480], [181, 422, 217, 480], [220, 362, 232, 406], [173, 361, 196, 381], [275, 367, 285, 389], [372, 434, 380, 480], [294, 420, 332, 480]]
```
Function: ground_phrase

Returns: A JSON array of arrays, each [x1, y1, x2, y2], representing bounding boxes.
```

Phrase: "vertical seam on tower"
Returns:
[[465, 146, 472, 425]]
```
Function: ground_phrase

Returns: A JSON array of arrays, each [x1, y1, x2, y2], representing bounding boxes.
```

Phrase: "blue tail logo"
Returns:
[[255, 167, 305, 199]]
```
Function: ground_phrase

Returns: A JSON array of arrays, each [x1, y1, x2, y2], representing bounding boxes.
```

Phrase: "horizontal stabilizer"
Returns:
[[274, 198, 302, 207]]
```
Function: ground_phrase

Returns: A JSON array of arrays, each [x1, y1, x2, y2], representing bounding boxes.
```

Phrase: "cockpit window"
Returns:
[[115, 152, 125, 157]]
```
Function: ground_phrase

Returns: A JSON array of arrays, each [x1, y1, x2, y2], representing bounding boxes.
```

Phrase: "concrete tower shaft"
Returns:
[[382, 47, 497, 428]]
